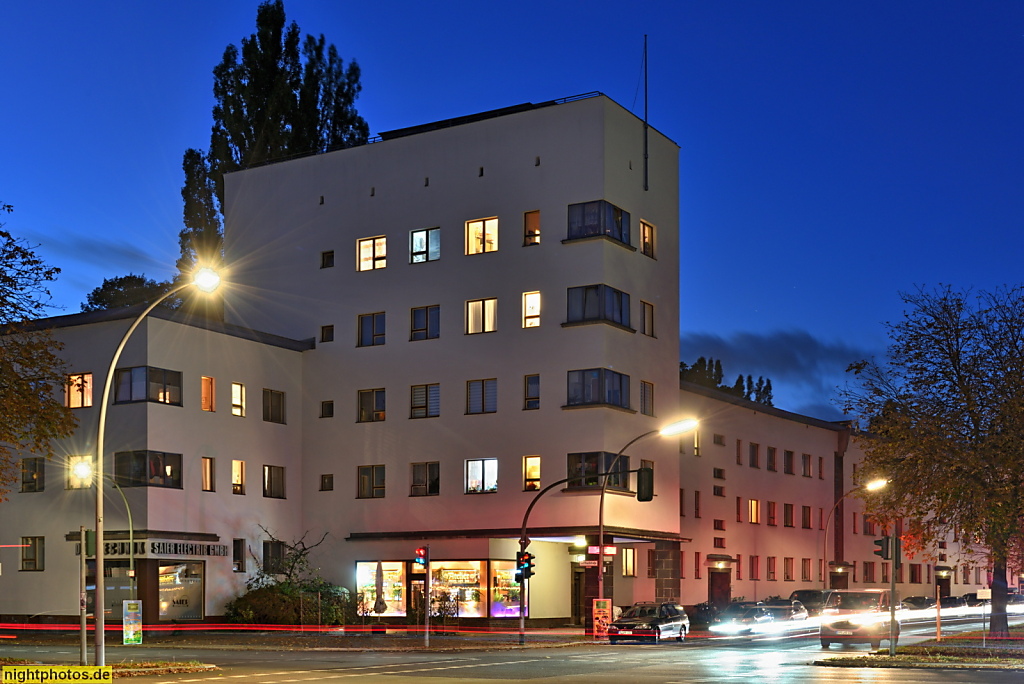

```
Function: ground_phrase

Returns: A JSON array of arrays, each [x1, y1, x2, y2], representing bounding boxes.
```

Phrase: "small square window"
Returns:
[[320, 400, 334, 418], [320, 325, 335, 343], [321, 251, 335, 268], [320, 474, 334, 491], [713, 485, 725, 497], [713, 434, 726, 446]]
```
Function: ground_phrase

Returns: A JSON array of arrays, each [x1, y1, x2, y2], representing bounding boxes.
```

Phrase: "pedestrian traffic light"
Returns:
[[414, 546, 429, 567], [636, 466, 654, 502], [518, 551, 535, 580], [873, 536, 891, 560]]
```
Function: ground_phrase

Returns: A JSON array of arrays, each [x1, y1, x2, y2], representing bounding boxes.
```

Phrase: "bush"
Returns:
[[224, 583, 356, 625]]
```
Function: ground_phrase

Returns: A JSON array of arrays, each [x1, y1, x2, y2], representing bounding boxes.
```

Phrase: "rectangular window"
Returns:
[[523, 374, 540, 410], [713, 519, 726, 531], [802, 453, 812, 477], [784, 557, 795, 581], [114, 451, 182, 488], [410, 227, 440, 263], [21, 457, 44, 493], [818, 456, 825, 479], [712, 433, 726, 446], [410, 305, 440, 340], [231, 383, 245, 417], [466, 379, 497, 414], [263, 465, 286, 499], [749, 443, 760, 468], [767, 556, 777, 581], [320, 474, 334, 491], [713, 537, 726, 549], [357, 236, 386, 270], [262, 389, 286, 424], [523, 210, 540, 245], [640, 381, 654, 416], [802, 558, 812, 582], [115, 366, 182, 405], [357, 464, 385, 498], [783, 503, 794, 527], [320, 250, 335, 269], [232, 460, 245, 495], [465, 458, 498, 493], [713, 485, 725, 497], [358, 312, 385, 346], [802, 505, 812, 529], [647, 549, 657, 578], [410, 384, 440, 418], [736, 554, 742, 580], [566, 284, 630, 328], [320, 400, 334, 418], [263, 540, 285, 574], [694, 490, 701, 518], [909, 564, 922, 583], [766, 447, 777, 472], [523, 455, 541, 491], [750, 555, 760, 580], [20, 537, 43, 571], [566, 368, 629, 409], [694, 552, 702, 580], [201, 376, 215, 411], [566, 451, 629, 490], [679, 488, 686, 516], [767, 501, 777, 526], [320, 325, 335, 343], [232, 539, 246, 572], [784, 450, 795, 474], [65, 372, 93, 408], [202, 457, 215, 492], [358, 388, 386, 422], [748, 499, 761, 524], [466, 217, 498, 254], [411, 461, 440, 496], [640, 301, 654, 337], [713, 468, 725, 479], [640, 220, 655, 257], [466, 298, 497, 334], [863, 561, 876, 583], [736, 496, 743, 522], [622, 547, 636, 577], [567, 200, 630, 245], [522, 291, 541, 327]]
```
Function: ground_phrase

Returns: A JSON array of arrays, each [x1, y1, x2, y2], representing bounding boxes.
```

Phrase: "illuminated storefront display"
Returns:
[[356, 561, 407, 616], [158, 562, 204, 620], [431, 560, 485, 618], [489, 561, 522, 617]]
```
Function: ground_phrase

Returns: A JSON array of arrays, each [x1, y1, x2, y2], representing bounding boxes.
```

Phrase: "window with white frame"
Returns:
[[65, 372, 93, 408], [465, 458, 498, 493], [466, 379, 497, 414], [357, 236, 386, 270], [465, 217, 498, 254], [522, 291, 540, 327], [466, 298, 497, 334], [410, 227, 440, 263]]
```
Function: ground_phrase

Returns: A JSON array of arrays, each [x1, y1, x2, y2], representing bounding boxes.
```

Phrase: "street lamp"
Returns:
[[73, 460, 135, 599], [596, 418, 699, 603], [821, 477, 887, 589], [93, 267, 220, 666]]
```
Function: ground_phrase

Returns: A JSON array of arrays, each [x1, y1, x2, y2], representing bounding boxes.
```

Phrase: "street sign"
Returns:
[[580, 560, 598, 567]]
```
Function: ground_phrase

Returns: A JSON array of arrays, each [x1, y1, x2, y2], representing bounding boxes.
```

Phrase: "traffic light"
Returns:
[[892, 536, 902, 570], [636, 467, 654, 502], [515, 551, 525, 583], [414, 546, 429, 567], [517, 551, 535, 580], [873, 536, 891, 560]]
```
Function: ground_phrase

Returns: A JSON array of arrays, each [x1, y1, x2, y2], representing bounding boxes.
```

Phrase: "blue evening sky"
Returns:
[[3, 1, 1022, 419]]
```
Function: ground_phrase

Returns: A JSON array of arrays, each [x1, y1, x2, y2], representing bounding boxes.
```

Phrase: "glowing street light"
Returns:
[[821, 477, 888, 589], [92, 267, 220, 666]]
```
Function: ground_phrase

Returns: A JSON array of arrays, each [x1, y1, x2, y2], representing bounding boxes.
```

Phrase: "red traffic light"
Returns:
[[414, 546, 429, 566]]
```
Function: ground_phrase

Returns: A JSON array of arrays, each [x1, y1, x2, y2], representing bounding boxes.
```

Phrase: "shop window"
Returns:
[[65, 372, 93, 408], [356, 561, 408, 617]]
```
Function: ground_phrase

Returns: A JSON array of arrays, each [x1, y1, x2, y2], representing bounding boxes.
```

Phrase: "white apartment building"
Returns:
[[1, 94, 994, 628]]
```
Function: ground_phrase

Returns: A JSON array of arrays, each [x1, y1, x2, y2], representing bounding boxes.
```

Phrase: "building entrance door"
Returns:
[[571, 568, 586, 625], [829, 572, 850, 590], [708, 570, 731, 609]]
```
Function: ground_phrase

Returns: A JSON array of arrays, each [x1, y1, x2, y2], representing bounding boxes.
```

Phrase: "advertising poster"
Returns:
[[593, 598, 612, 639], [123, 600, 142, 644]]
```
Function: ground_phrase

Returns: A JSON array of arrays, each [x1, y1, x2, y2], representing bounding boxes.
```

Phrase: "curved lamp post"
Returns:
[[597, 418, 699, 603], [820, 477, 887, 589], [93, 267, 220, 666]]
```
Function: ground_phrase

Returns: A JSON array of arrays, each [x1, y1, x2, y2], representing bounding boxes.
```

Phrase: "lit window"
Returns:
[[522, 292, 541, 328], [524, 214, 540, 248], [262, 389, 286, 424], [523, 375, 540, 410], [263, 465, 286, 499], [358, 464, 386, 498], [358, 312, 385, 346], [201, 376, 215, 412], [357, 236, 387, 271], [231, 383, 245, 417], [410, 384, 440, 418], [465, 458, 498, 493], [640, 220, 655, 257], [65, 373, 93, 408], [622, 547, 636, 577], [640, 381, 654, 416], [466, 379, 497, 414], [466, 298, 497, 334], [748, 499, 761, 524], [114, 366, 182, 405], [566, 368, 629, 409], [566, 284, 630, 328], [567, 200, 630, 245], [358, 388, 386, 422], [20, 537, 44, 571], [411, 462, 440, 496], [410, 227, 440, 263], [232, 460, 246, 495], [114, 451, 182, 489], [523, 455, 541, 491], [202, 457, 215, 492], [21, 457, 44, 493], [465, 217, 498, 254], [411, 305, 440, 340]]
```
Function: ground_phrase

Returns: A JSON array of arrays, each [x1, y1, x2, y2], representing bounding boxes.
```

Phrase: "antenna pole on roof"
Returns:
[[643, 34, 649, 192]]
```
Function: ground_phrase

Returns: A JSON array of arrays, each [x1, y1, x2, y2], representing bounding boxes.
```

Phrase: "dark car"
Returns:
[[938, 595, 968, 611], [709, 601, 774, 635], [789, 589, 834, 617], [607, 602, 689, 644], [901, 595, 936, 610], [764, 598, 809, 621]]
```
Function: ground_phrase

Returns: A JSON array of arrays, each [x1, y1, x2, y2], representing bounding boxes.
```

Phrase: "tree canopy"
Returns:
[[0, 202, 77, 499], [680, 356, 774, 406], [842, 285, 1024, 636], [81, 273, 174, 312]]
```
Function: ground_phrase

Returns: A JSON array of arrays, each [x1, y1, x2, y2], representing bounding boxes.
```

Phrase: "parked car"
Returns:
[[764, 599, 809, 621], [820, 589, 899, 649], [788, 589, 834, 616], [938, 595, 969, 614], [961, 593, 988, 607], [709, 601, 774, 635], [901, 595, 936, 610], [607, 602, 690, 644]]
